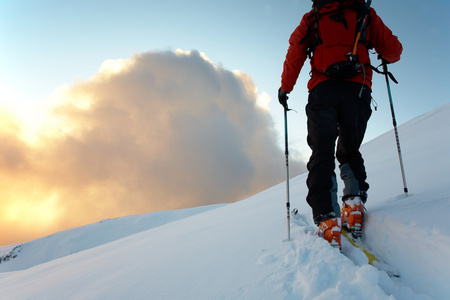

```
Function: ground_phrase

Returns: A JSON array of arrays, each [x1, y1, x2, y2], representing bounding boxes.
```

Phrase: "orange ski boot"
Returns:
[[318, 217, 342, 250], [341, 195, 365, 238]]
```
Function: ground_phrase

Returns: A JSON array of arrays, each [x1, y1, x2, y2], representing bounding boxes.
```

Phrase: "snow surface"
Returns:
[[0, 103, 449, 299]]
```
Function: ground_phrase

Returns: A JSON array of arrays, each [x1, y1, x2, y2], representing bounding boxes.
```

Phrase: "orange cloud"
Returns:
[[0, 50, 305, 245]]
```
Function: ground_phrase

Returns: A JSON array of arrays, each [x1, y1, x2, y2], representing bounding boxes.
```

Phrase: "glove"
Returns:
[[278, 88, 289, 109]]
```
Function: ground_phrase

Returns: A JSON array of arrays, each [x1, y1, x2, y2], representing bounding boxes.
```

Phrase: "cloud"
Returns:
[[0, 50, 305, 245]]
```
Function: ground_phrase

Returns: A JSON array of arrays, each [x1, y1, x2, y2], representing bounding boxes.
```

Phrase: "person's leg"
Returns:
[[336, 83, 372, 197], [335, 83, 372, 236], [305, 81, 340, 225]]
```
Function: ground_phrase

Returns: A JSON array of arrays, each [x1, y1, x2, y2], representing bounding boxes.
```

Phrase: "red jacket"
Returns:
[[281, 7, 403, 92]]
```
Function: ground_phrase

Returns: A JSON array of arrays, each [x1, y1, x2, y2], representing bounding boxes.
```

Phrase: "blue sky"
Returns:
[[1, 0, 449, 152]]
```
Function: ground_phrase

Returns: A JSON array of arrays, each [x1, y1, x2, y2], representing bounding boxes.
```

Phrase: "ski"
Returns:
[[342, 228, 378, 264], [342, 227, 400, 277]]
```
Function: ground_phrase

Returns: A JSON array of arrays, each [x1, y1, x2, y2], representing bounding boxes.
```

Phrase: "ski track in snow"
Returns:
[[0, 104, 449, 299]]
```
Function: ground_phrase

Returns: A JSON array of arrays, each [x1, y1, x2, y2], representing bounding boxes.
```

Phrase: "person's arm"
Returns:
[[281, 13, 312, 93], [368, 8, 403, 63]]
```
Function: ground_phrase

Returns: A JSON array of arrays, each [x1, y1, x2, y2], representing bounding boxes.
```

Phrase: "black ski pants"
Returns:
[[305, 80, 372, 224]]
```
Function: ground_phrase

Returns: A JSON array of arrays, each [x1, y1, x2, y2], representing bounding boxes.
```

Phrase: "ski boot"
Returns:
[[318, 217, 342, 250], [341, 195, 365, 239]]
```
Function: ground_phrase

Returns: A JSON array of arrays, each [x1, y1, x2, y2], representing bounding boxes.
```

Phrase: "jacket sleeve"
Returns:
[[281, 13, 311, 93], [368, 9, 403, 63]]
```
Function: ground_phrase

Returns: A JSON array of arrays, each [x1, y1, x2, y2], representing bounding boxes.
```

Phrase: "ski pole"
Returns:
[[382, 60, 409, 197], [284, 106, 291, 241]]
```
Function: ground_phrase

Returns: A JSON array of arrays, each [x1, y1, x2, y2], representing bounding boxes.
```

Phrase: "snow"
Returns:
[[0, 102, 449, 299], [0, 204, 226, 272]]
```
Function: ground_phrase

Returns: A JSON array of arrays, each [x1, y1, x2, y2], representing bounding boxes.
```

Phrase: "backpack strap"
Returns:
[[300, 0, 364, 58], [351, 0, 372, 56], [357, 6, 373, 50], [300, 8, 322, 59]]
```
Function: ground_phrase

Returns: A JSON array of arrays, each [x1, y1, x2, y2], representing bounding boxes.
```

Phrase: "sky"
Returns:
[[0, 0, 449, 245]]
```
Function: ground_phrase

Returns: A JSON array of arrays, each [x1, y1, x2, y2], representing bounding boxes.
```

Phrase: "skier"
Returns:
[[278, 0, 402, 249]]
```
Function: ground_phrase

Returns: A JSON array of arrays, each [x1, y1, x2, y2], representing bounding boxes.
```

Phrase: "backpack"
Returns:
[[301, 0, 372, 79]]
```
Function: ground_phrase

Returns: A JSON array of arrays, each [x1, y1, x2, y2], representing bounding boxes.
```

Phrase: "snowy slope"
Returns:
[[361, 103, 450, 299], [0, 204, 225, 272], [0, 103, 449, 299]]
